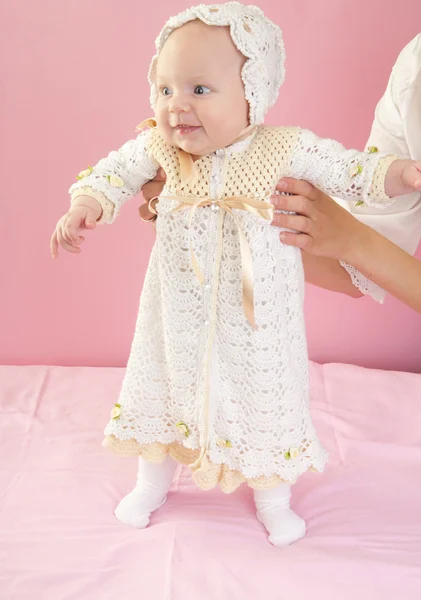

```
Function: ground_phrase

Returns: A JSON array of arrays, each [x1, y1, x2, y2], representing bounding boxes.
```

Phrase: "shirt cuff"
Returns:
[[339, 261, 386, 303]]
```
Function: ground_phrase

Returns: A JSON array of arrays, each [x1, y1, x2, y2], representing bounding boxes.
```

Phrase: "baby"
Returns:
[[51, 3, 421, 547]]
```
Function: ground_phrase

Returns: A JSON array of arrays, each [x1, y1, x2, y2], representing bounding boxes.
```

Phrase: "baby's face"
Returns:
[[155, 20, 249, 156]]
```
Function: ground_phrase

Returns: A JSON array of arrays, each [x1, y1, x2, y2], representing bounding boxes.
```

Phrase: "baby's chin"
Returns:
[[159, 125, 226, 156], [172, 135, 217, 157]]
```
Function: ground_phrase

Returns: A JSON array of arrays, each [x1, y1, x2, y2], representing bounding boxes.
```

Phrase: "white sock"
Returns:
[[114, 455, 177, 529], [254, 484, 306, 547]]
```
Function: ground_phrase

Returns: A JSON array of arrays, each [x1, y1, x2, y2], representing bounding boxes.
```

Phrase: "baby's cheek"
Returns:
[[156, 120, 173, 145]]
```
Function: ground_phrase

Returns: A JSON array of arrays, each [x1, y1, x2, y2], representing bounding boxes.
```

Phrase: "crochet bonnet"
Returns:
[[148, 2, 286, 125]]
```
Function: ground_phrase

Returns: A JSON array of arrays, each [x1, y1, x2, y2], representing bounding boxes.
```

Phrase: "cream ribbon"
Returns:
[[168, 195, 273, 329], [136, 119, 273, 328]]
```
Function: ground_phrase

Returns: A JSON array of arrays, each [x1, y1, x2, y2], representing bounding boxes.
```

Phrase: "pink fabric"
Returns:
[[1, 363, 420, 599], [1, 0, 421, 371]]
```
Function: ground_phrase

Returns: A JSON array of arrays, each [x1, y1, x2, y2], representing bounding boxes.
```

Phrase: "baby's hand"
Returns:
[[401, 160, 421, 192], [50, 196, 102, 258], [385, 159, 421, 197]]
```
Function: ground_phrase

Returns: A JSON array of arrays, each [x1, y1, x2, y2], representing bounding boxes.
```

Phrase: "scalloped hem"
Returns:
[[103, 435, 323, 494]]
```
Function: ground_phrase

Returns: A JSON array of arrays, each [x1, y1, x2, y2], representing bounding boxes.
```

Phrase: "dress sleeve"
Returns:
[[288, 128, 402, 302], [289, 128, 397, 209], [69, 127, 160, 224]]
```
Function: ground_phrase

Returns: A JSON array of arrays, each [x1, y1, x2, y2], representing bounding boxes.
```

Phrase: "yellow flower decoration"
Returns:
[[176, 421, 190, 437], [106, 175, 125, 188], [367, 146, 378, 154], [284, 447, 300, 460], [290, 447, 300, 459], [216, 437, 233, 448], [76, 166, 93, 181], [350, 164, 363, 178], [111, 403, 121, 420], [355, 200, 365, 207]]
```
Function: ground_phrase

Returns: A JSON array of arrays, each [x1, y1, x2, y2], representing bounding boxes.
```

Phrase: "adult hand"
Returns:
[[271, 178, 364, 263], [142, 168, 167, 203]]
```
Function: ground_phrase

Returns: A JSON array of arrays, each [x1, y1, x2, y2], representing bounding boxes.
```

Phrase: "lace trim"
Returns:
[[339, 261, 386, 303], [70, 187, 116, 224], [103, 435, 325, 494], [365, 155, 398, 207]]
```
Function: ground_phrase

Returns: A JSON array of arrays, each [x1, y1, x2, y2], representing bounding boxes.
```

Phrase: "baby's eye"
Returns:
[[194, 85, 211, 95], [160, 87, 172, 96]]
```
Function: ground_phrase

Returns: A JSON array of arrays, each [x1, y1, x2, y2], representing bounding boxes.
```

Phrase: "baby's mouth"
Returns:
[[174, 124, 201, 135]]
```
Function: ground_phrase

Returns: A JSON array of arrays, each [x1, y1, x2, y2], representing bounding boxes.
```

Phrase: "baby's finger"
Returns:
[[63, 219, 82, 244], [50, 231, 59, 258], [411, 163, 421, 189], [404, 164, 421, 191], [57, 227, 81, 254], [58, 215, 77, 245], [84, 215, 97, 230]]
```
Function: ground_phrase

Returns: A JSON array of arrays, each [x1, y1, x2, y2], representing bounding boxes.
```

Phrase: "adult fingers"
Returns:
[[278, 231, 313, 249], [271, 193, 315, 217], [142, 180, 166, 203], [271, 212, 312, 233], [275, 178, 318, 200]]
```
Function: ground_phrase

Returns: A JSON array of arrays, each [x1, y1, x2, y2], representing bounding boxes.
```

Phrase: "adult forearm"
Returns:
[[301, 252, 363, 298], [344, 226, 421, 313]]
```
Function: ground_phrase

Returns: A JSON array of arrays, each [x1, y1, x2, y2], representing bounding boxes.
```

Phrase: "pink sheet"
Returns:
[[1, 363, 420, 600]]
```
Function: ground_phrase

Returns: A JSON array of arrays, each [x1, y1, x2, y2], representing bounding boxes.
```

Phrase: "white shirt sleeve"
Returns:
[[69, 128, 159, 223]]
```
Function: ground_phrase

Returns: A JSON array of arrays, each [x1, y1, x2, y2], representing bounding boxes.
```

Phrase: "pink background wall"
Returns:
[[1, 1, 420, 372]]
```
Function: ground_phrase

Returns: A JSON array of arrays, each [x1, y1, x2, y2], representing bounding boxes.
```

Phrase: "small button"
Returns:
[[215, 149, 224, 157], [204, 284, 211, 290], [204, 320, 210, 326], [211, 203, 219, 211]]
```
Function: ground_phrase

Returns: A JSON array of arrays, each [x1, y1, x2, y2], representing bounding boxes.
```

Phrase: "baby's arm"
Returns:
[[68, 127, 159, 224], [288, 129, 421, 300], [290, 129, 398, 208], [51, 128, 160, 257], [290, 129, 421, 206]]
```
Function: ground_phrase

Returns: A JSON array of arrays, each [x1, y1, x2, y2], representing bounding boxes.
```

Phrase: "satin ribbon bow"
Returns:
[[136, 119, 273, 329]]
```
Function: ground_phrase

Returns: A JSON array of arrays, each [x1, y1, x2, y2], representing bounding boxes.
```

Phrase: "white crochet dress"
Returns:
[[70, 125, 395, 493]]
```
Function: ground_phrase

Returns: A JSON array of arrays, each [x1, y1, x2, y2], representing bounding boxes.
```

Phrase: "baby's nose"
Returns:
[[168, 93, 191, 115]]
